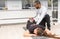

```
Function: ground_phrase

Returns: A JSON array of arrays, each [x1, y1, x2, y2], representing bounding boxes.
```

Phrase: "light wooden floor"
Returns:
[[0, 23, 60, 39]]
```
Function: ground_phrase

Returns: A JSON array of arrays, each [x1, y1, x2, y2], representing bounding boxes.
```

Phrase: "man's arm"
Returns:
[[36, 7, 47, 24]]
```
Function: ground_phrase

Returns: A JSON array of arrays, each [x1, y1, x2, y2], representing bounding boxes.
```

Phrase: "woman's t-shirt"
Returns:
[[26, 20, 36, 29], [28, 25, 45, 34]]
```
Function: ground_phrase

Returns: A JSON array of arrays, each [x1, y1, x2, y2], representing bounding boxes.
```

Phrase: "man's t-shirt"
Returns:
[[28, 25, 45, 34], [34, 5, 47, 25]]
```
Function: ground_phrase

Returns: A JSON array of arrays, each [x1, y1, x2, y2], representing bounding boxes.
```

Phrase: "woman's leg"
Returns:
[[45, 29, 55, 36], [44, 29, 60, 39]]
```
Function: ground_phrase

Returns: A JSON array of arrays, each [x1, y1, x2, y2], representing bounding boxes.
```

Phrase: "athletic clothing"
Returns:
[[34, 5, 47, 24], [26, 20, 36, 29], [39, 14, 51, 30], [28, 25, 45, 34]]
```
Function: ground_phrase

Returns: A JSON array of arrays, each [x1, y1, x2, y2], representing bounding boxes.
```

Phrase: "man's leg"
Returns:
[[45, 14, 51, 30], [39, 14, 51, 30], [39, 16, 46, 29]]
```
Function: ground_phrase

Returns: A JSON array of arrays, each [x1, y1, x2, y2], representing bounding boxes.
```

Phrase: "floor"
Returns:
[[0, 23, 60, 39]]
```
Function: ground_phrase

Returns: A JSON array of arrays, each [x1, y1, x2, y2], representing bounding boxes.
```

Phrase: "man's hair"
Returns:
[[34, 1, 41, 4], [36, 28, 44, 36]]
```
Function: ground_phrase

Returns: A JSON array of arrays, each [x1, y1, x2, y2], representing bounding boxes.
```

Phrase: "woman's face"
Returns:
[[33, 28, 43, 36], [34, 28, 38, 35]]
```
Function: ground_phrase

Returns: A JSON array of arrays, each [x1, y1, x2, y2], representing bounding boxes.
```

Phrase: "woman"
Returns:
[[26, 17, 36, 29], [24, 25, 60, 39]]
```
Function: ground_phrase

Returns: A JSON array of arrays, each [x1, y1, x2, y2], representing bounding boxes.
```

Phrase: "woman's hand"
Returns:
[[23, 30, 37, 37], [31, 34, 37, 37]]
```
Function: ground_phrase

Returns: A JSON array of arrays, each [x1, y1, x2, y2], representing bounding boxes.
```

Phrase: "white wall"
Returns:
[[58, 0, 60, 23], [0, 0, 51, 24], [6, 0, 22, 10], [40, 0, 48, 7], [0, 10, 36, 24], [0, 10, 36, 19]]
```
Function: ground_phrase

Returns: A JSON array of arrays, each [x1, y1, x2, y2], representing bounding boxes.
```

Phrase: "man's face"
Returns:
[[34, 3, 41, 9]]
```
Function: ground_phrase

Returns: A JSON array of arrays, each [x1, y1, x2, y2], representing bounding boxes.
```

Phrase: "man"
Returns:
[[34, 1, 51, 30]]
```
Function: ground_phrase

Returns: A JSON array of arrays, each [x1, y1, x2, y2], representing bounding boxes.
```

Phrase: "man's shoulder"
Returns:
[[41, 5, 46, 8], [42, 6, 47, 9], [40, 5, 47, 11]]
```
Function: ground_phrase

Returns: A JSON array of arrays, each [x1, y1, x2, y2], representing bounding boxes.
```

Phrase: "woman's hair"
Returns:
[[36, 28, 44, 36]]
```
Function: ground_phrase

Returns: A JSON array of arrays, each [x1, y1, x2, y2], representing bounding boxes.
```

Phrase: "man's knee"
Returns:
[[45, 14, 50, 18], [45, 14, 50, 22], [45, 14, 51, 30]]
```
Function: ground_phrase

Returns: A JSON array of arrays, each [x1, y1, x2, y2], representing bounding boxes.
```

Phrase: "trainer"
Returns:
[[34, 1, 51, 30]]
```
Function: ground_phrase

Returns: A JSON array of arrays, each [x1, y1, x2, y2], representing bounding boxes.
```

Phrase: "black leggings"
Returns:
[[39, 14, 51, 30]]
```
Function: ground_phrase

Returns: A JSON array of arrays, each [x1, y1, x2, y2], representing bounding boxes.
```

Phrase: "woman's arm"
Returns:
[[26, 20, 31, 29], [23, 30, 37, 37]]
